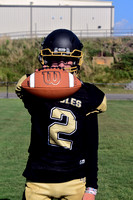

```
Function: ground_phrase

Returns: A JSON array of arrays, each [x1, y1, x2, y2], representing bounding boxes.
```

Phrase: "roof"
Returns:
[[0, 0, 113, 6]]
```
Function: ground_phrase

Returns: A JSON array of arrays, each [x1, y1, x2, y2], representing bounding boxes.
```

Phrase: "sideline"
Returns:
[[106, 94, 133, 100]]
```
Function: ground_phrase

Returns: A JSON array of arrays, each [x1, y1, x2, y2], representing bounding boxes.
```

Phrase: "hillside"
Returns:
[[0, 36, 133, 83]]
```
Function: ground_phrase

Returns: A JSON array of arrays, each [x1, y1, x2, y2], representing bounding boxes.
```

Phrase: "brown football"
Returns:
[[21, 68, 82, 99]]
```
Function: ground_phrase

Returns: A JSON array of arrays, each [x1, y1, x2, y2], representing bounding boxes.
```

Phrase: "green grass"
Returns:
[[0, 99, 133, 200], [98, 101, 133, 200], [0, 99, 30, 200]]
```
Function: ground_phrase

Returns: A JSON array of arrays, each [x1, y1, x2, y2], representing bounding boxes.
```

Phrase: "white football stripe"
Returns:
[[69, 73, 74, 88], [30, 73, 35, 88]]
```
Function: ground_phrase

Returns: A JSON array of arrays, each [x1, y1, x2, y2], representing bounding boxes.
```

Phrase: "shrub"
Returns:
[[0, 37, 133, 83]]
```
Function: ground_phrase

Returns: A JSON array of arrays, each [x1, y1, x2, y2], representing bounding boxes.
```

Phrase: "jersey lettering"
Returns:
[[48, 107, 77, 150], [60, 98, 82, 108]]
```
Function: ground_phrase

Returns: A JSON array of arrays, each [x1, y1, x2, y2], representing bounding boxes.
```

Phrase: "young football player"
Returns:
[[16, 29, 107, 200]]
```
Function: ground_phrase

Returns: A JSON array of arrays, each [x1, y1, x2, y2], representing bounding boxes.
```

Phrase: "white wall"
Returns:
[[0, 5, 114, 38], [0, 7, 30, 33], [32, 7, 71, 32]]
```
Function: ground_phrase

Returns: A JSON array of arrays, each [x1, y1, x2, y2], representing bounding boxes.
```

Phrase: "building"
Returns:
[[0, 0, 114, 38]]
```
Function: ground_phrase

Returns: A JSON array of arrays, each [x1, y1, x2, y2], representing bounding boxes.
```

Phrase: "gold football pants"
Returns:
[[24, 178, 86, 200]]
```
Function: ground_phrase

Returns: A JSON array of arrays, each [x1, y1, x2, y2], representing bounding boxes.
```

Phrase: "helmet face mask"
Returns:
[[38, 29, 83, 74]]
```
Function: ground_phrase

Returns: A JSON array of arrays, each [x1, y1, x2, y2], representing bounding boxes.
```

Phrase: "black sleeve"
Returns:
[[83, 82, 107, 115], [84, 113, 99, 189], [22, 92, 36, 115]]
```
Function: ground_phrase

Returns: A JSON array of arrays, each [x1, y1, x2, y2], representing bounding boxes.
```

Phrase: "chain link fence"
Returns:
[[0, 82, 17, 98], [1, 81, 133, 99]]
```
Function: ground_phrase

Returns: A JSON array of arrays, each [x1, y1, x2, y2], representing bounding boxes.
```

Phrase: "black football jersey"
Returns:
[[20, 82, 106, 189]]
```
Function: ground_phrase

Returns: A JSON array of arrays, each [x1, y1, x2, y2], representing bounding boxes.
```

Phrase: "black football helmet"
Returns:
[[38, 29, 83, 74]]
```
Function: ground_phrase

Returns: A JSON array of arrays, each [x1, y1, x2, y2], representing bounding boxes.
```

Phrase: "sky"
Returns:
[[104, 0, 133, 29]]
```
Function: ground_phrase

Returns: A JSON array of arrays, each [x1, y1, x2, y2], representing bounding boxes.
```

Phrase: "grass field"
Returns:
[[0, 99, 133, 200]]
